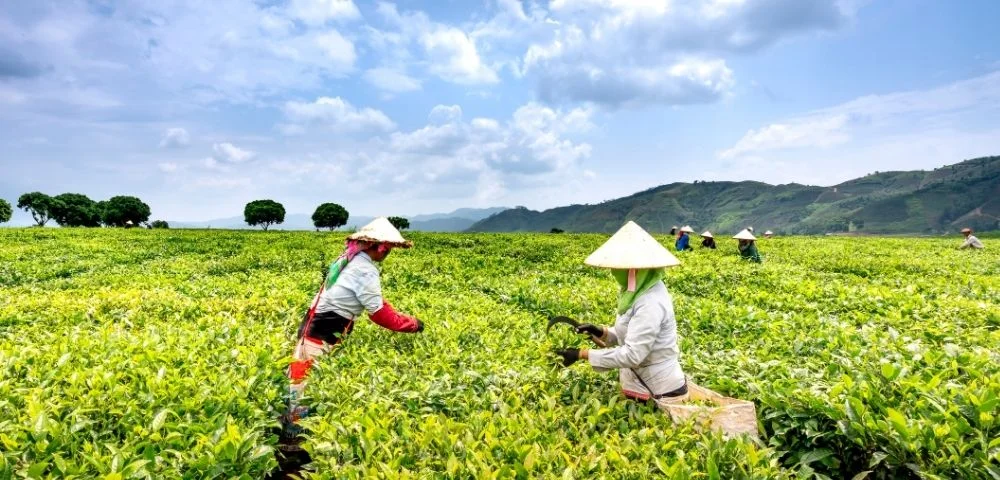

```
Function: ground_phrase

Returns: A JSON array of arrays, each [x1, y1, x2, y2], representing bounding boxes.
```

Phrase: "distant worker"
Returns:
[[669, 226, 678, 236], [279, 218, 424, 454], [734, 229, 762, 263], [675, 225, 695, 252], [764, 230, 774, 239], [700, 231, 716, 249], [959, 228, 985, 249], [553, 221, 688, 404]]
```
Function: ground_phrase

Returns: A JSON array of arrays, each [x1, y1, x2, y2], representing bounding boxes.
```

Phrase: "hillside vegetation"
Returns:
[[470, 156, 1000, 234]]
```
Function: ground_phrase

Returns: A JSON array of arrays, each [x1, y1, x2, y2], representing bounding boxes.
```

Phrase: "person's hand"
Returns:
[[554, 348, 581, 367], [574, 324, 603, 338], [411, 319, 424, 333]]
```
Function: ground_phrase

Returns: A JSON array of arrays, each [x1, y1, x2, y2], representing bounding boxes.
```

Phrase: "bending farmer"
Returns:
[[280, 217, 423, 446], [700, 231, 716, 249], [675, 225, 695, 252], [734, 229, 761, 263], [959, 228, 985, 249], [554, 221, 688, 403]]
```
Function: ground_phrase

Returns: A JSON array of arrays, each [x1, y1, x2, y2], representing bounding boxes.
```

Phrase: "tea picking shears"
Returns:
[[546, 316, 607, 348]]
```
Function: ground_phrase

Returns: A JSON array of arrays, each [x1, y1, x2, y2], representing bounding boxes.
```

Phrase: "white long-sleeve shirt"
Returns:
[[315, 252, 383, 319], [960, 235, 985, 249], [588, 281, 686, 399]]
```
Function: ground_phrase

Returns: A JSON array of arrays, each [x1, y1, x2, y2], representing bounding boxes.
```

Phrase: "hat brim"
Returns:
[[349, 235, 413, 248]]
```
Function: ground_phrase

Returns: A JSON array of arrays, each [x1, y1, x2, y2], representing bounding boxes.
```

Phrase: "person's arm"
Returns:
[[359, 271, 422, 332], [587, 303, 661, 371], [959, 237, 972, 249]]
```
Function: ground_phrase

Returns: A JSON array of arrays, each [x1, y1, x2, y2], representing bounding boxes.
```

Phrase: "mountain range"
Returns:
[[468, 156, 1000, 235], [170, 207, 508, 232]]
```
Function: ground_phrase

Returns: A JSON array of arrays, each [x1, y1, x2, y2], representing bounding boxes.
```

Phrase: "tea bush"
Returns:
[[0, 229, 996, 479]]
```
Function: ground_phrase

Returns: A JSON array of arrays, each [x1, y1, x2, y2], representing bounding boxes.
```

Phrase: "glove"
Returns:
[[574, 324, 603, 338], [370, 301, 422, 333], [554, 348, 581, 367], [413, 319, 425, 333]]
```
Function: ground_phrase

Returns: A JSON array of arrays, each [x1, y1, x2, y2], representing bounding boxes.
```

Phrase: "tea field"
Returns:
[[1, 228, 998, 479]]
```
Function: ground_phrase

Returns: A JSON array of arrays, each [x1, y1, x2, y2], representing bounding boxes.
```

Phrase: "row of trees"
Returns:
[[0, 194, 409, 232], [243, 199, 410, 232], [1, 192, 163, 228]]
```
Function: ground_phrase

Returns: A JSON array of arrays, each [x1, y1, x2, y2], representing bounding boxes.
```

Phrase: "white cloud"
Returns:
[[720, 71, 1000, 160], [213, 142, 256, 163], [159, 128, 191, 148], [719, 114, 851, 159], [516, 0, 853, 107], [282, 96, 396, 132], [158, 162, 179, 173], [421, 27, 499, 85], [428, 104, 463, 124], [288, 0, 361, 25], [386, 101, 593, 177], [314, 30, 357, 67], [363, 67, 422, 92]]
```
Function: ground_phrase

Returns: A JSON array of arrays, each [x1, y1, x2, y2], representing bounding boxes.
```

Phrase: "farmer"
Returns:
[[669, 226, 678, 236], [279, 217, 423, 448], [764, 230, 774, 239], [553, 221, 689, 404], [700, 231, 716, 249], [958, 228, 985, 249], [675, 225, 695, 252], [734, 229, 761, 263]]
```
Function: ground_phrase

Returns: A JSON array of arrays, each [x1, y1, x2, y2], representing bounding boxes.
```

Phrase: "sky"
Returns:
[[2, 0, 999, 224]]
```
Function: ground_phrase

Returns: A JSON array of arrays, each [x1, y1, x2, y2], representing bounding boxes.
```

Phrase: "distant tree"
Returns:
[[244, 199, 285, 231], [151, 220, 169, 229], [51, 193, 102, 227], [102, 196, 152, 227], [388, 216, 410, 230], [550, 228, 564, 234], [17, 192, 60, 227], [0, 199, 11, 224], [312, 203, 349, 231]]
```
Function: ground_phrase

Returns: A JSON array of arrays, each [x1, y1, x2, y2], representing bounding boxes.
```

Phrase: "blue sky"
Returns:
[[2, 0, 999, 223]]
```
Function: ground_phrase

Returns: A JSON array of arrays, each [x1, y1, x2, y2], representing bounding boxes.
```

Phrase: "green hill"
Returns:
[[469, 156, 1000, 234]]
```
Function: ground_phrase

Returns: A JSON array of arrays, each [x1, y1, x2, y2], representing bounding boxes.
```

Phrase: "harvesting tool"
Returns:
[[546, 316, 607, 348]]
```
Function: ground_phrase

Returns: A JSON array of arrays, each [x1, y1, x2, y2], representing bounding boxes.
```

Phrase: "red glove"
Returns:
[[369, 301, 423, 333]]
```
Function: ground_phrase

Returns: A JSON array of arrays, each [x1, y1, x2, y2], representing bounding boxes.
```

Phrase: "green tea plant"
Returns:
[[0, 229, 996, 479]]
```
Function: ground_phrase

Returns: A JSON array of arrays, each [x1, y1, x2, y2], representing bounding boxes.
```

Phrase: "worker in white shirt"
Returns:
[[553, 221, 688, 404], [959, 228, 985, 249]]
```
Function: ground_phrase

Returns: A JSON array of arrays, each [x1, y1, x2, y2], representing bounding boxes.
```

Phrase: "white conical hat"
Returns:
[[584, 221, 681, 269], [764, 230, 774, 235], [680, 225, 695, 233], [348, 217, 413, 248], [701, 231, 713, 238], [733, 229, 756, 240]]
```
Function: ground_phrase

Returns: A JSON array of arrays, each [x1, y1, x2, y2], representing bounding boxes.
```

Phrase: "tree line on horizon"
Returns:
[[0, 194, 411, 232]]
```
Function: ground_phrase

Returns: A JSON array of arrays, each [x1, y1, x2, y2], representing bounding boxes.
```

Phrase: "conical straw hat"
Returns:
[[348, 217, 413, 248], [585, 221, 681, 269], [680, 225, 695, 233], [764, 230, 774, 235], [733, 229, 756, 241], [701, 231, 713, 238]]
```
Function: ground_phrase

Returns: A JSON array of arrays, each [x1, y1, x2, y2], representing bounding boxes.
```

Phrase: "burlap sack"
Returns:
[[655, 379, 759, 440]]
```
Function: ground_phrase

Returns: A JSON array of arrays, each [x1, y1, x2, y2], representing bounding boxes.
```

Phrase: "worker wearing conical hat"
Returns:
[[553, 221, 689, 403], [700, 231, 716, 249], [958, 228, 984, 249], [280, 217, 423, 452], [675, 225, 695, 252], [764, 230, 774, 238], [733, 229, 761, 263]]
